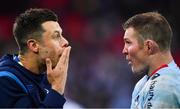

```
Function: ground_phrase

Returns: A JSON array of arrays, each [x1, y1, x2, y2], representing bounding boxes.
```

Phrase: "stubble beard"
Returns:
[[132, 65, 149, 75]]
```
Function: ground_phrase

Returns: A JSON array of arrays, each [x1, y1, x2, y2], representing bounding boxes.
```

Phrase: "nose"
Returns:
[[122, 45, 128, 55], [61, 37, 69, 47]]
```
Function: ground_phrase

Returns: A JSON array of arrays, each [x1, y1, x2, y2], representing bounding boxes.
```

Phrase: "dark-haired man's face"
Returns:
[[38, 21, 69, 69]]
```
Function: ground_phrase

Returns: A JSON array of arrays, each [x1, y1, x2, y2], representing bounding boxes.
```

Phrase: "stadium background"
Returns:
[[0, 0, 179, 108]]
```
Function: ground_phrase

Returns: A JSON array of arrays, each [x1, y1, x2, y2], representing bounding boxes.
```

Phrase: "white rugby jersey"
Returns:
[[131, 60, 180, 109]]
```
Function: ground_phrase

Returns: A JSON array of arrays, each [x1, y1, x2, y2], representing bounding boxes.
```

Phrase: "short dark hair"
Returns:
[[123, 12, 172, 51], [13, 8, 58, 54]]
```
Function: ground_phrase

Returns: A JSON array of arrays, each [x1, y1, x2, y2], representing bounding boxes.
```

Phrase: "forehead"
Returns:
[[124, 27, 139, 40], [42, 21, 62, 33]]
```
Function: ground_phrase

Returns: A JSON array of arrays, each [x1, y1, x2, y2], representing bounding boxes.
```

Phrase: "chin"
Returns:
[[133, 71, 144, 75], [132, 66, 149, 75], [132, 67, 144, 75]]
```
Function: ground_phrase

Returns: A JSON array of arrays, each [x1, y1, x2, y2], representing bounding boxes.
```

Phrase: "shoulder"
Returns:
[[0, 71, 27, 93], [153, 64, 180, 86], [148, 66, 180, 96]]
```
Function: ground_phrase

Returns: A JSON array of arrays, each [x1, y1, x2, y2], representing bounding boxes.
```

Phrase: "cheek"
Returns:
[[50, 42, 62, 54], [39, 47, 53, 59], [39, 47, 58, 66], [45, 48, 60, 58], [41, 42, 61, 57], [128, 45, 146, 65], [45, 46, 62, 60], [39, 41, 63, 64], [128, 46, 138, 57]]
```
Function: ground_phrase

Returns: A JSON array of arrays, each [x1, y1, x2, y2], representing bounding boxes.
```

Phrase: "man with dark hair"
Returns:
[[122, 12, 180, 108], [0, 8, 71, 108]]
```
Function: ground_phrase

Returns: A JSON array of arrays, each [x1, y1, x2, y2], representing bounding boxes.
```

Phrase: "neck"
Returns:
[[147, 50, 173, 76], [19, 53, 41, 75]]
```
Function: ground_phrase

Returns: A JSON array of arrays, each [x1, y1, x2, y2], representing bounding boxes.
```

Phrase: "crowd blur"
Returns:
[[0, 0, 180, 108]]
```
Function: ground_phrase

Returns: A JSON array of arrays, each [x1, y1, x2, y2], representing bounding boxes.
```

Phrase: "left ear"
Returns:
[[27, 39, 39, 53], [144, 39, 159, 55]]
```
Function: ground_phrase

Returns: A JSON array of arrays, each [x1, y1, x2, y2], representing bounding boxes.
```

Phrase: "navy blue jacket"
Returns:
[[0, 54, 66, 108]]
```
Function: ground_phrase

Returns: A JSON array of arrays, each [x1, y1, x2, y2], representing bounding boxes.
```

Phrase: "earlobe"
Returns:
[[27, 39, 39, 53]]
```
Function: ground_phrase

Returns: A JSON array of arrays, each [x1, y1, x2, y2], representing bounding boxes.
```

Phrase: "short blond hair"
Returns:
[[123, 12, 172, 51]]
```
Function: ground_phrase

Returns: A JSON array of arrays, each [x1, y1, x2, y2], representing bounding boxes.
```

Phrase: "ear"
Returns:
[[27, 39, 39, 53], [144, 39, 158, 55]]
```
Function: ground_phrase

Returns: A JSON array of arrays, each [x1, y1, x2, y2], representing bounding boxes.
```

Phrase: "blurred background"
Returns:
[[0, 0, 180, 108]]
